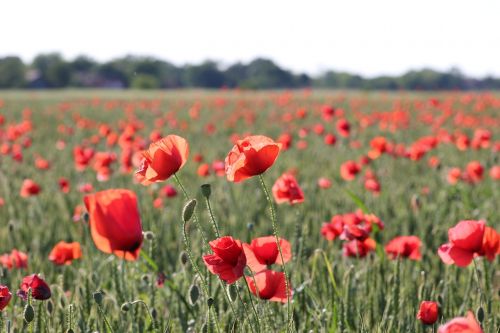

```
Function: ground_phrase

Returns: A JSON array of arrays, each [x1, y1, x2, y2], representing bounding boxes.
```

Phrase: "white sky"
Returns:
[[1, 0, 500, 78]]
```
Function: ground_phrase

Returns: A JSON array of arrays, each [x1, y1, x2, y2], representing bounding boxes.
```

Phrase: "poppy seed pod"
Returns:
[[92, 291, 103, 305], [120, 302, 130, 312], [188, 284, 200, 305], [200, 184, 211, 198]]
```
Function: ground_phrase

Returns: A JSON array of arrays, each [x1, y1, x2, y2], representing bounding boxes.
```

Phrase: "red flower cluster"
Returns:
[[321, 210, 384, 258]]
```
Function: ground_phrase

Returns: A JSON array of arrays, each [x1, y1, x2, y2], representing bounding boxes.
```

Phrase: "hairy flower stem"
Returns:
[[258, 175, 292, 332], [205, 196, 220, 238], [472, 258, 484, 305], [96, 304, 115, 333], [243, 276, 261, 331], [129, 300, 158, 332], [235, 283, 257, 333]]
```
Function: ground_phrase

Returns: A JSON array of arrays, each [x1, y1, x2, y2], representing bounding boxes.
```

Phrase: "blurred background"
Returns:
[[1, 0, 500, 90]]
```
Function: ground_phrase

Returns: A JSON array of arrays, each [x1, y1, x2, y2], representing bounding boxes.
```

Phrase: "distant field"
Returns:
[[0, 90, 498, 332]]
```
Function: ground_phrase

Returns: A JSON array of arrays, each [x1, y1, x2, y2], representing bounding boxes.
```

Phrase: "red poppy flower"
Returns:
[[48, 241, 82, 265], [243, 236, 292, 273], [20, 179, 41, 198], [321, 215, 344, 241], [245, 270, 291, 303], [18, 274, 51, 301], [197, 163, 210, 177], [34, 156, 51, 170], [340, 161, 361, 181], [438, 220, 485, 267], [364, 178, 381, 195], [58, 177, 70, 193], [438, 311, 482, 333], [277, 133, 292, 150], [447, 167, 462, 185], [489, 165, 500, 180], [465, 161, 484, 184], [0, 285, 12, 311], [321, 105, 335, 121], [417, 301, 439, 325], [342, 238, 376, 258], [203, 236, 246, 284], [84, 189, 143, 261], [478, 226, 499, 261], [136, 135, 189, 185], [317, 177, 332, 189], [336, 119, 351, 137], [324, 133, 337, 146], [272, 172, 304, 205], [385, 236, 422, 260], [160, 184, 178, 198], [224, 135, 281, 182], [0, 249, 28, 269]]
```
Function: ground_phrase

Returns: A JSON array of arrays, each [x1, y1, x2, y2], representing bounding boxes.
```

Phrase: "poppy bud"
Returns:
[[182, 199, 197, 222], [207, 298, 214, 307], [144, 231, 155, 241], [188, 284, 200, 305], [476, 306, 484, 323], [121, 302, 130, 312], [179, 251, 189, 266], [201, 323, 208, 333], [24, 303, 35, 323], [200, 184, 211, 198], [93, 291, 103, 305], [47, 299, 54, 314], [66, 329, 74, 333], [247, 223, 254, 231], [141, 274, 149, 282], [151, 307, 157, 319]]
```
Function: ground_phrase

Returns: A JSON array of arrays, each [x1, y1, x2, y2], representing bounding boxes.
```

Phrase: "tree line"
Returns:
[[1, 53, 499, 90]]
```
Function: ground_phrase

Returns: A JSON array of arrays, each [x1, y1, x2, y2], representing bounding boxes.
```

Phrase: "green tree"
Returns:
[[32, 53, 71, 88], [0, 56, 26, 88]]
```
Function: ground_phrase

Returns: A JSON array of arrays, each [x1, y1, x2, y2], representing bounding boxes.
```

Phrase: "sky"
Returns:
[[1, 0, 500, 78]]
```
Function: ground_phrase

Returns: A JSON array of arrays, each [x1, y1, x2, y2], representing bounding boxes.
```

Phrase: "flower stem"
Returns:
[[258, 175, 292, 332], [130, 300, 158, 332], [472, 258, 484, 305], [243, 276, 261, 331], [205, 196, 220, 238]]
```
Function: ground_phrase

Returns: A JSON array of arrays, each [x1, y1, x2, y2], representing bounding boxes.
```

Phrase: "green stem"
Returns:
[[472, 258, 484, 305], [243, 276, 261, 331], [130, 300, 158, 333], [96, 304, 115, 333], [258, 175, 292, 332], [235, 283, 257, 333], [205, 196, 220, 238]]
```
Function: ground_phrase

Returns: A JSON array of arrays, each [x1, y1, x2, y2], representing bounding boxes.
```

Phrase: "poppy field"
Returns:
[[0, 90, 498, 332]]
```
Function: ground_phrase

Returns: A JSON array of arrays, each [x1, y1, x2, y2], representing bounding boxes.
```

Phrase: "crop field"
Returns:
[[0, 89, 498, 332]]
